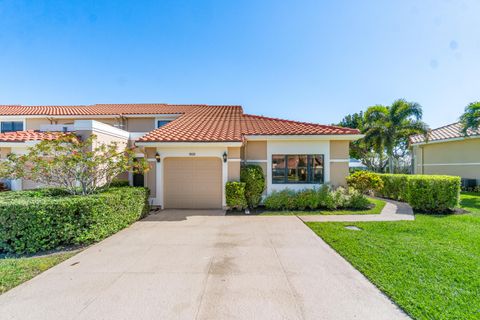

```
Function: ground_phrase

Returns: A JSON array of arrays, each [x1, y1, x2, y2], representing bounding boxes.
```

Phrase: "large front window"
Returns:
[[272, 154, 324, 184], [1, 121, 23, 133]]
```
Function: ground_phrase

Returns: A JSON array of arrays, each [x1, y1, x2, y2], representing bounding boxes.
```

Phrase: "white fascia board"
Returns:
[[125, 114, 181, 119], [0, 114, 183, 119], [129, 132, 149, 140], [135, 141, 243, 148], [244, 134, 364, 141], [74, 120, 130, 139], [411, 135, 480, 146], [0, 141, 38, 148]]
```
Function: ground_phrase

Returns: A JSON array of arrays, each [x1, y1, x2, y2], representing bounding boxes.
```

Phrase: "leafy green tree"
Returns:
[[363, 99, 428, 173], [338, 111, 387, 172], [0, 134, 148, 195], [460, 102, 480, 135]]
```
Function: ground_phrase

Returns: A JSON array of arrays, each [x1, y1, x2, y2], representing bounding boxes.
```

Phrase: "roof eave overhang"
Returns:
[[411, 134, 480, 146], [244, 134, 364, 141]]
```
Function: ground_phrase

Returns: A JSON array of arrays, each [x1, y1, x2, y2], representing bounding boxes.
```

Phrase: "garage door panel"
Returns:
[[164, 157, 222, 209]]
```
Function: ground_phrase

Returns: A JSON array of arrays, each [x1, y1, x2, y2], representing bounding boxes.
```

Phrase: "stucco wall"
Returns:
[[127, 118, 155, 132], [228, 162, 241, 181], [243, 141, 267, 160], [330, 162, 349, 186], [414, 139, 480, 180], [330, 140, 349, 159]]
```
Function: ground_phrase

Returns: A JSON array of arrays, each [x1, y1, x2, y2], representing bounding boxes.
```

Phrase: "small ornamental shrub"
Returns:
[[240, 165, 265, 208], [225, 181, 247, 210], [347, 188, 372, 209], [295, 189, 319, 210], [317, 185, 337, 210], [263, 189, 296, 211], [0, 186, 149, 254], [347, 171, 384, 195], [263, 186, 371, 211]]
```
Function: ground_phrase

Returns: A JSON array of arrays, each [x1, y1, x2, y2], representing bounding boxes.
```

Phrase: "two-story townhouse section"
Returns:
[[0, 104, 362, 209]]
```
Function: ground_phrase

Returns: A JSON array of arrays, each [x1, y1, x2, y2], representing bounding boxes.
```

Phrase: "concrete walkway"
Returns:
[[0, 211, 409, 320], [300, 198, 415, 222]]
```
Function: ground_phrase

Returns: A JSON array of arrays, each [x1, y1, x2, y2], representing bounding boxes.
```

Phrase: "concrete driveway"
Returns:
[[0, 210, 409, 320]]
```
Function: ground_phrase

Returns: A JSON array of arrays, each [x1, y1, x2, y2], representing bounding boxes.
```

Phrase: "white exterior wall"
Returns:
[[153, 145, 229, 208], [266, 140, 330, 193]]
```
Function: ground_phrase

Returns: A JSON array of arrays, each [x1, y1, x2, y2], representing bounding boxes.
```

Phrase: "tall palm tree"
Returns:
[[460, 102, 480, 135], [363, 99, 428, 173]]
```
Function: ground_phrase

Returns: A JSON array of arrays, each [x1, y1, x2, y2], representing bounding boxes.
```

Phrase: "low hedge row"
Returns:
[[348, 172, 461, 212], [264, 186, 371, 211], [0, 187, 149, 254]]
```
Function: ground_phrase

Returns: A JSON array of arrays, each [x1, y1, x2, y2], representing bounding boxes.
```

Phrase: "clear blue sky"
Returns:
[[0, 0, 479, 128]]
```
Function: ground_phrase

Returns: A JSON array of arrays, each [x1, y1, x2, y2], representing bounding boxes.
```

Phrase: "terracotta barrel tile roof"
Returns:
[[0, 104, 360, 142], [410, 122, 480, 144], [0, 130, 67, 142]]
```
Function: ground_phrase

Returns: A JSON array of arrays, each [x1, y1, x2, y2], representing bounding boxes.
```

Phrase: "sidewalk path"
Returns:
[[300, 198, 415, 223]]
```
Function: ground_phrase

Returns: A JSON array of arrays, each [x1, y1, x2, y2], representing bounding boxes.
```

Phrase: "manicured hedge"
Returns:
[[0, 187, 149, 254], [225, 181, 247, 210], [371, 173, 460, 212]]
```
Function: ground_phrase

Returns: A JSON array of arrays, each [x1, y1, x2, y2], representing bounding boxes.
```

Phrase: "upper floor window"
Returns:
[[1, 121, 23, 133], [272, 154, 324, 184], [157, 120, 171, 128]]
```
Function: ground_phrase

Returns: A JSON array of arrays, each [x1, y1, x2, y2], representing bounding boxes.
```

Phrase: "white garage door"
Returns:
[[163, 157, 222, 209]]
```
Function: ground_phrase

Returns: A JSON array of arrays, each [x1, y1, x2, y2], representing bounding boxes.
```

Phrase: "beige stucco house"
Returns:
[[0, 104, 362, 209], [410, 122, 480, 185]]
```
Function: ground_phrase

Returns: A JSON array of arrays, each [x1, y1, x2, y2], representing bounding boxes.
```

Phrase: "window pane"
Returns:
[[272, 169, 285, 183], [157, 120, 171, 128], [12, 122, 23, 131], [272, 155, 285, 169]]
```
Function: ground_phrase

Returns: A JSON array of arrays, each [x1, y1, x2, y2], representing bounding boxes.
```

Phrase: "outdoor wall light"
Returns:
[[155, 152, 161, 163], [223, 151, 228, 163]]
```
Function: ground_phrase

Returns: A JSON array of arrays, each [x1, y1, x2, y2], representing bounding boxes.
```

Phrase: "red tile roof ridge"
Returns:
[[242, 113, 361, 134]]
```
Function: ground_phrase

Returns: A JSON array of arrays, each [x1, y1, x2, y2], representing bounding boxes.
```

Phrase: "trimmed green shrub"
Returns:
[[109, 179, 130, 188], [263, 186, 371, 211], [347, 188, 372, 209], [374, 173, 460, 212], [263, 189, 297, 211], [376, 174, 409, 201], [317, 185, 337, 210], [240, 165, 265, 208], [406, 175, 460, 212], [347, 171, 384, 195], [225, 181, 247, 210], [0, 187, 149, 254], [295, 189, 319, 210]]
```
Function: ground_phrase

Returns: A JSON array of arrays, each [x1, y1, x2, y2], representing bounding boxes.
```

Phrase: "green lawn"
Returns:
[[307, 192, 480, 320], [260, 197, 386, 215], [0, 252, 76, 294]]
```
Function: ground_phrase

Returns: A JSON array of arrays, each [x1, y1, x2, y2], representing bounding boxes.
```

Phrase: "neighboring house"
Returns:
[[410, 122, 480, 185], [0, 104, 362, 209]]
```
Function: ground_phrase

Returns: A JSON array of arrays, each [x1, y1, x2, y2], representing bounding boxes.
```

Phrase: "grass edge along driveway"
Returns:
[[0, 252, 76, 294], [307, 192, 480, 320]]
